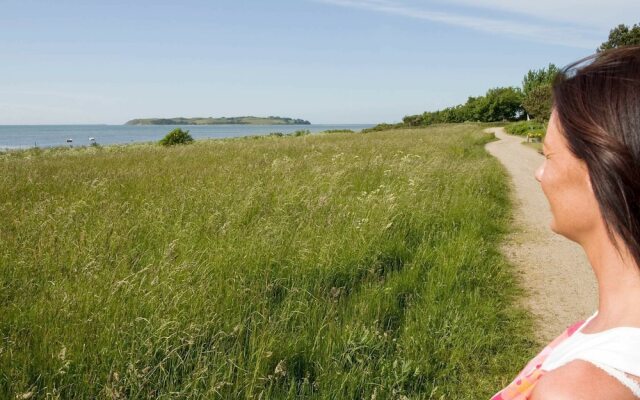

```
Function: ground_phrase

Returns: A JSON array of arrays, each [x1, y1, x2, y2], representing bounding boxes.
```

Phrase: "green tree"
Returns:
[[522, 84, 553, 121], [159, 128, 194, 146], [402, 114, 423, 126], [598, 23, 640, 52], [411, 87, 524, 127], [522, 64, 559, 97], [476, 87, 524, 122], [463, 96, 482, 121], [521, 64, 558, 120]]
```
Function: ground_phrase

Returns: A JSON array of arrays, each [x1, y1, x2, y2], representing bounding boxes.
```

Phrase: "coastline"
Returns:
[[0, 124, 374, 150]]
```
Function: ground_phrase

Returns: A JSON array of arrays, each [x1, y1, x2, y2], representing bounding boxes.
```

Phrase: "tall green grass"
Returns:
[[0, 125, 534, 399]]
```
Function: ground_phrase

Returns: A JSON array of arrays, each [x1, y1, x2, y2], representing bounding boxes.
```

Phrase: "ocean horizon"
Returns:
[[0, 123, 376, 149]]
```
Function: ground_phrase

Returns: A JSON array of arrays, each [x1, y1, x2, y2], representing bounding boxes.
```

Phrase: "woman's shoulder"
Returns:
[[543, 312, 640, 374], [532, 360, 638, 400]]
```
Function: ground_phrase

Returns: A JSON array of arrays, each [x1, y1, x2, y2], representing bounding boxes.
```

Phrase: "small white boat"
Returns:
[[66, 138, 73, 143]]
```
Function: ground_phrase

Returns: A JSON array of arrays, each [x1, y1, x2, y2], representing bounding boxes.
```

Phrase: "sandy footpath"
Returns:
[[484, 127, 597, 343]]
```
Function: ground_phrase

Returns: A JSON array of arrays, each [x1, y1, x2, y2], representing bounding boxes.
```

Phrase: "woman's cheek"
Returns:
[[539, 168, 554, 204]]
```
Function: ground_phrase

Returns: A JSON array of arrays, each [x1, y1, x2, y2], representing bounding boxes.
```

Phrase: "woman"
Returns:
[[492, 46, 640, 399]]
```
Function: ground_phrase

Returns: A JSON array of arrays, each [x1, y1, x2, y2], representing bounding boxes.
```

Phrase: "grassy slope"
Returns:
[[0, 124, 534, 399]]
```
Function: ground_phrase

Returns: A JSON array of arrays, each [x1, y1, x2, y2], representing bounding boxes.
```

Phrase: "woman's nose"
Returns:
[[535, 163, 544, 182]]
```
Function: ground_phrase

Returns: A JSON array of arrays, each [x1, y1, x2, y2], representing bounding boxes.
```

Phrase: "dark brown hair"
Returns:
[[553, 45, 640, 269]]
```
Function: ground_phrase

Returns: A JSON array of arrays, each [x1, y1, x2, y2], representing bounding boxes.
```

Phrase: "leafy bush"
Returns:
[[322, 129, 354, 134], [289, 129, 310, 137], [159, 128, 194, 146], [362, 123, 404, 133], [505, 121, 546, 139], [528, 130, 545, 140], [269, 132, 284, 137], [400, 86, 525, 127]]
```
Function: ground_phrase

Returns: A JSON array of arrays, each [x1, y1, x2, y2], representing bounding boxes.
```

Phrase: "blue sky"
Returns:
[[1, 0, 638, 124]]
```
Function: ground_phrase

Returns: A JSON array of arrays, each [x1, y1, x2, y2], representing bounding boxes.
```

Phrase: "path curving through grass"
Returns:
[[484, 127, 597, 343]]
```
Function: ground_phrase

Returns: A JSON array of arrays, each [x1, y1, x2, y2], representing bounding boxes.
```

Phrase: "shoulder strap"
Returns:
[[575, 331, 640, 376], [543, 329, 640, 377], [491, 318, 590, 400]]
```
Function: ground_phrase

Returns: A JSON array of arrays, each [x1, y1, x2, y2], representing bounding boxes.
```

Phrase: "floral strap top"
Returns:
[[491, 318, 586, 400]]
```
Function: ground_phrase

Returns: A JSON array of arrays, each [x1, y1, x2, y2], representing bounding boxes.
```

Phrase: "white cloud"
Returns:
[[438, 0, 640, 30], [315, 0, 630, 48]]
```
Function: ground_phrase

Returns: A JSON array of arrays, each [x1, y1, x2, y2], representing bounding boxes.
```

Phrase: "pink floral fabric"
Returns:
[[491, 318, 586, 400]]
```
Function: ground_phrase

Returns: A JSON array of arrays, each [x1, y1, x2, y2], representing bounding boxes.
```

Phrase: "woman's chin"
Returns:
[[549, 220, 584, 244]]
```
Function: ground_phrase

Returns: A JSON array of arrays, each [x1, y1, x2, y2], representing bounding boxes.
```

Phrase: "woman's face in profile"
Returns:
[[534, 111, 601, 243]]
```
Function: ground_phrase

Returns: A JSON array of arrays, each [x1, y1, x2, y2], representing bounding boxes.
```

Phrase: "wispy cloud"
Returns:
[[441, 0, 640, 30], [315, 0, 602, 48]]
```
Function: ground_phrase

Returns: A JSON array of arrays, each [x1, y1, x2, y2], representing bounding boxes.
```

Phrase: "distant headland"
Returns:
[[125, 116, 311, 125]]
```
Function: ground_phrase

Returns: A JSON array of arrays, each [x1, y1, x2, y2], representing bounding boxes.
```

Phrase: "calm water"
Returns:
[[0, 124, 375, 149]]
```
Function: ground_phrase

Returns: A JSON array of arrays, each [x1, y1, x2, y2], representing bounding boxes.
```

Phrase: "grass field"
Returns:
[[0, 124, 534, 399]]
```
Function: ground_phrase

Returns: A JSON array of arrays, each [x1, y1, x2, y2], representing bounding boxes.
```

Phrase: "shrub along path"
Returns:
[[485, 127, 597, 343]]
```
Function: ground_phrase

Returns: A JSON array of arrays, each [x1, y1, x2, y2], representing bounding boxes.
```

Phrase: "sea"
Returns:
[[0, 124, 375, 150]]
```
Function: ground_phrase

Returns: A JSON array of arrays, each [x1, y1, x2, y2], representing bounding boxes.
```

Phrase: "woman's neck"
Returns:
[[581, 230, 640, 332]]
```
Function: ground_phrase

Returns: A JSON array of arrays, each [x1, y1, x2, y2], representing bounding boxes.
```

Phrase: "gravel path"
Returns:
[[484, 127, 598, 343]]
